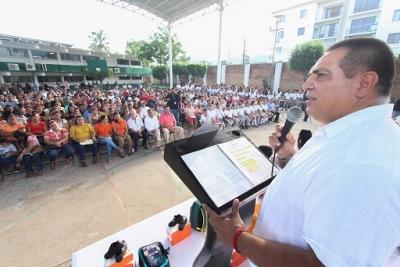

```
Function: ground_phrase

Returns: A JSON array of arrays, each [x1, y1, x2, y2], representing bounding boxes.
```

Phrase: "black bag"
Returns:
[[190, 200, 208, 232], [138, 241, 170, 267]]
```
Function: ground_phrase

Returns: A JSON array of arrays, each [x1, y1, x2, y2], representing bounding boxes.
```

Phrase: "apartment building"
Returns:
[[271, 0, 400, 62], [0, 34, 151, 87]]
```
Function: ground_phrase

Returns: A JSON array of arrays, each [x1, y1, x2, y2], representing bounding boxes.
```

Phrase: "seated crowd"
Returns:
[[0, 81, 284, 178]]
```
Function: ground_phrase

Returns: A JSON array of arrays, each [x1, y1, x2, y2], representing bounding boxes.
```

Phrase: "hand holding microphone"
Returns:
[[269, 106, 303, 158]]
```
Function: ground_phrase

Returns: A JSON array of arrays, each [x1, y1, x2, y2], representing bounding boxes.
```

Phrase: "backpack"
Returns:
[[190, 200, 208, 232], [138, 241, 170, 267]]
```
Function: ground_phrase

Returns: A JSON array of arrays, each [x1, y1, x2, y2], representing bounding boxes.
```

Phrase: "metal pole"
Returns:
[[270, 20, 278, 92], [216, 0, 224, 84], [168, 22, 173, 90]]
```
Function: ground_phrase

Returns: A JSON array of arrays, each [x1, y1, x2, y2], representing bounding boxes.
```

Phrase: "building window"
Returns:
[[354, 0, 380, 13], [319, 23, 339, 38], [300, 9, 308, 18], [37, 76, 62, 83], [276, 47, 282, 54], [324, 5, 343, 19], [387, 33, 400, 44], [0, 46, 29, 58], [64, 76, 84, 82], [130, 60, 141, 66], [3, 76, 34, 83], [118, 76, 131, 80], [393, 10, 400, 22], [60, 53, 81, 61], [349, 16, 376, 34], [82, 55, 100, 61], [117, 59, 129, 65], [277, 31, 284, 40], [298, 27, 305, 36], [278, 15, 286, 23], [31, 50, 57, 60]]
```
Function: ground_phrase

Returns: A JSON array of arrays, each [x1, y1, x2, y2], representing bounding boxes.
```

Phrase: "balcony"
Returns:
[[324, 9, 342, 19], [347, 23, 377, 35], [313, 29, 339, 39]]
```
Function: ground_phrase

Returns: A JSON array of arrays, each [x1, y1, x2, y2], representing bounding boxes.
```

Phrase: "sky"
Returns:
[[0, 0, 288, 64]]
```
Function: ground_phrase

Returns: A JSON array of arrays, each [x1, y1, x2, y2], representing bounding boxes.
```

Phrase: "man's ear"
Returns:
[[356, 71, 379, 98]]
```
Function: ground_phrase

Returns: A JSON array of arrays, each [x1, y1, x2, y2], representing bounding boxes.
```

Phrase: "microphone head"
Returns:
[[286, 106, 304, 123]]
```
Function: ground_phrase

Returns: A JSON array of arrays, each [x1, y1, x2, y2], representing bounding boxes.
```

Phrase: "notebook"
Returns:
[[181, 137, 278, 210]]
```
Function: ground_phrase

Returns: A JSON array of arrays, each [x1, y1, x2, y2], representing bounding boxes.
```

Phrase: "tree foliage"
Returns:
[[88, 30, 111, 53], [186, 63, 208, 80], [288, 40, 325, 81], [84, 68, 113, 89], [152, 65, 168, 84], [172, 62, 188, 76], [124, 26, 189, 65]]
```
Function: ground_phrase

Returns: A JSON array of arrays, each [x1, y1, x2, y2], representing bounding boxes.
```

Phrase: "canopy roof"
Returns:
[[98, 0, 239, 26]]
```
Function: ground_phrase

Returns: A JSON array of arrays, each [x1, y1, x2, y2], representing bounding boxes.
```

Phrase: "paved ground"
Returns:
[[0, 114, 319, 267]]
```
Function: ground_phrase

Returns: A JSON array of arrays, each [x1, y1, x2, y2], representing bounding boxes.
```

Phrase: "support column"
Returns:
[[168, 22, 173, 90], [216, 0, 225, 85]]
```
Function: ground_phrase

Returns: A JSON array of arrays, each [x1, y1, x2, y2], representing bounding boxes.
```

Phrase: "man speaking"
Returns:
[[204, 37, 400, 266]]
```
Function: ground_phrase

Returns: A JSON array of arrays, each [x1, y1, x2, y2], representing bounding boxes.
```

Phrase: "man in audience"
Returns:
[[165, 89, 181, 126], [267, 97, 280, 122], [144, 109, 162, 149], [127, 109, 148, 151], [159, 105, 184, 144]]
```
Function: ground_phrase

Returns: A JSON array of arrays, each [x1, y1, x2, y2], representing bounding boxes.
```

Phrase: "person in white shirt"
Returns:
[[231, 104, 244, 128], [283, 89, 292, 110], [204, 37, 400, 267], [223, 105, 238, 127], [144, 109, 162, 149], [199, 109, 213, 125], [127, 110, 148, 151], [140, 101, 150, 118], [237, 103, 250, 129]]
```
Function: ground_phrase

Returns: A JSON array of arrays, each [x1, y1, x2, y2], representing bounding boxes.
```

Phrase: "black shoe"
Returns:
[[104, 240, 125, 259], [143, 145, 149, 149], [245, 126, 249, 129], [273, 120, 279, 123], [178, 215, 188, 231], [168, 214, 183, 227], [115, 240, 127, 262]]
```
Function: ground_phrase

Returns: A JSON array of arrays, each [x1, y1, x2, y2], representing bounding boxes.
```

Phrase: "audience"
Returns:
[[0, 81, 320, 178]]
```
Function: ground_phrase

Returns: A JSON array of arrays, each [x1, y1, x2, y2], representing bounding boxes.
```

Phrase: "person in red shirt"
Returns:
[[26, 112, 47, 145], [159, 105, 184, 143]]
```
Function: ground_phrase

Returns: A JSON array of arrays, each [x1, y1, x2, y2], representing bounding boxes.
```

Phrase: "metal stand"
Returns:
[[193, 199, 256, 267]]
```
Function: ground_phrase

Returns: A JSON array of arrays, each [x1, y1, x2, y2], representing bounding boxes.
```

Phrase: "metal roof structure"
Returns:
[[97, 0, 240, 26], [98, 0, 241, 86]]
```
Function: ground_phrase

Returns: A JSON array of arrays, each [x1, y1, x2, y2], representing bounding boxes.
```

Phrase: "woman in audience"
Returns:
[[44, 120, 74, 166], [296, 129, 312, 151], [13, 130, 45, 178], [99, 105, 108, 116], [94, 115, 124, 163], [68, 109, 81, 127], [26, 112, 48, 146], [184, 102, 198, 130], [122, 107, 130, 121], [89, 108, 100, 125], [52, 110, 69, 131], [69, 115, 98, 167]]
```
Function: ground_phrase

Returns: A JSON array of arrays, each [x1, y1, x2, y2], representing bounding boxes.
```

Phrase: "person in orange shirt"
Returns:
[[94, 115, 124, 163], [111, 113, 133, 156], [0, 114, 26, 142]]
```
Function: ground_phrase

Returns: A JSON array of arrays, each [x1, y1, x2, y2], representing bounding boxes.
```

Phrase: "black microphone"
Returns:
[[274, 106, 304, 153]]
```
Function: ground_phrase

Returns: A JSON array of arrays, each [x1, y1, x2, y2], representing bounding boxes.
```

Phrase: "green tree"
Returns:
[[172, 62, 188, 79], [186, 63, 208, 82], [152, 65, 168, 84], [288, 40, 325, 81], [84, 68, 113, 89], [88, 30, 111, 53], [125, 26, 189, 65]]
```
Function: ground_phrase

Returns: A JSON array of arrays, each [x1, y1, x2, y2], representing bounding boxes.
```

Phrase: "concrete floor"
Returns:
[[0, 116, 319, 267]]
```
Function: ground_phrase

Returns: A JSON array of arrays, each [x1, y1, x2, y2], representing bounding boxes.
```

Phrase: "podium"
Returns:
[[164, 127, 277, 267]]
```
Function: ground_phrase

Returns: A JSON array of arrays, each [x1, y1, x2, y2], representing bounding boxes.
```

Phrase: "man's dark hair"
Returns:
[[327, 37, 395, 97]]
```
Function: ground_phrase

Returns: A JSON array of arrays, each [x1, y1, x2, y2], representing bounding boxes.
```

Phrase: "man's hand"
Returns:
[[268, 124, 296, 158], [203, 199, 245, 248]]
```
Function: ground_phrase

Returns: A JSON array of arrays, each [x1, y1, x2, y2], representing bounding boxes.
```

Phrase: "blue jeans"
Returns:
[[72, 140, 98, 161], [97, 138, 119, 159], [1, 154, 18, 167], [48, 144, 75, 161], [170, 109, 180, 126], [24, 152, 44, 173]]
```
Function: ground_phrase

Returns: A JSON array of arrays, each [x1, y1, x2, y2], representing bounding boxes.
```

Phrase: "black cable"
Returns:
[[270, 150, 277, 179]]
